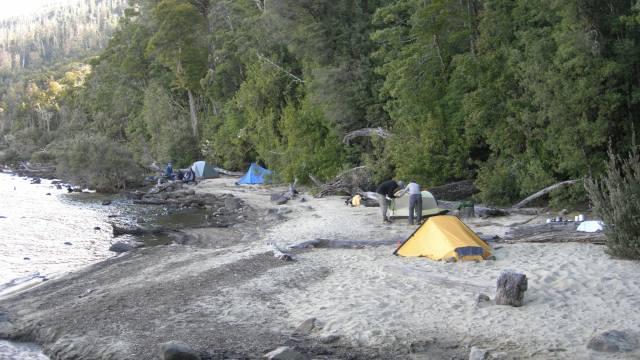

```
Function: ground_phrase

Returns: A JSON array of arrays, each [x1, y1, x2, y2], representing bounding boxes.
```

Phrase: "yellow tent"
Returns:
[[394, 215, 492, 261]]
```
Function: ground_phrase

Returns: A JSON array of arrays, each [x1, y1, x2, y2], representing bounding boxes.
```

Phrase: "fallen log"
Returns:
[[270, 243, 294, 261], [292, 238, 397, 249], [502, 222, 605, 244], [314, 166, 372, 198], [271, 178, 299, 205], [512, 179, 581, 209], [213, 167, 244, 176], [111, 224, 169, 237], [342, 127, 392, 145]]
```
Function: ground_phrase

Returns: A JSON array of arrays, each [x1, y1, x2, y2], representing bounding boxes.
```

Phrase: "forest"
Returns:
[[1, 0, 640, 205]]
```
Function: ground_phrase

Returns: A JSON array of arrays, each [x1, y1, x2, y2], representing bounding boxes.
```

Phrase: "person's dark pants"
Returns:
[[409, 194, 422, 225]]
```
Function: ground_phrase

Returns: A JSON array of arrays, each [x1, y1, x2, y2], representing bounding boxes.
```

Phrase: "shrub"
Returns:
[[475, 157, 520, 206], [585, 146, 640, 259], [54, 134, 142, 192]]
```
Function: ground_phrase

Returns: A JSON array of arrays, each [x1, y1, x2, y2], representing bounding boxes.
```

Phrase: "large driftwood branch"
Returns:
[[502, 222, 605, 244], [342, 127, 392, 145], [213, 167, 243, 176], [270, 243, 293, 261], [512, 180, 581, 209], [313, 166, 372, 198], [308, 174, 323, 187], [256, 52, 304, 83]]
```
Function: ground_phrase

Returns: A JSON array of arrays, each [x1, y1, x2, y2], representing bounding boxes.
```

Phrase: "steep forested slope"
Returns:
[[2, 0, 640, 203]]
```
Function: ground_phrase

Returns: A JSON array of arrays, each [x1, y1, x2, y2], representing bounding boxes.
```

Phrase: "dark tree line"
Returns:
[[1, 0, 640, 202]]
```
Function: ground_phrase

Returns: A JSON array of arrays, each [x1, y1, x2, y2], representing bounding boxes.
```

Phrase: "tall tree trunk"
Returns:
[[187, 89, 199, 139]]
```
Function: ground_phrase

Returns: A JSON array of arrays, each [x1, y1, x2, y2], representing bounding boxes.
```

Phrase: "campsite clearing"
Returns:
[[1, 177, 639, 359]]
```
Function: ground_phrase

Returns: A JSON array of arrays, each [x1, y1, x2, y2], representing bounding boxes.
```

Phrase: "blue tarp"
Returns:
[[191, 161, 219, 179], [238, 163, 272, 185]]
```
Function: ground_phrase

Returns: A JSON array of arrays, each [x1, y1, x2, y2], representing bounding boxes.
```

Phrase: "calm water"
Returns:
[[0, 171, 210, 359], [0, 172, 118, 292], [0, 171, 208, 293]]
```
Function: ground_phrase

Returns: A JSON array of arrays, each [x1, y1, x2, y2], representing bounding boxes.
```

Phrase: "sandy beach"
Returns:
[[1, 177, 639, 359]]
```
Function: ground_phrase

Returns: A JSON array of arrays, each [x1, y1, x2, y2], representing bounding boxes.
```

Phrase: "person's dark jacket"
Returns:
[[376, 180, 400, 198]]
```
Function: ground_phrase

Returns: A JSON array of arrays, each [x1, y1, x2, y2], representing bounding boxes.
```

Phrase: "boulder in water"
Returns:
[[109, 239, 144, 253]]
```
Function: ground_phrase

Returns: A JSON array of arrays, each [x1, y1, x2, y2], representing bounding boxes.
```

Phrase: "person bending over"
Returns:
[[376, 179, 404, 223]]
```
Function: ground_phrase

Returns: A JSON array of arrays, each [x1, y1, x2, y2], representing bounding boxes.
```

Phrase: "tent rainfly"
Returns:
[[394, 215, 492, 261], [238, 163, 272, 185], [191, 161, 220, 179]]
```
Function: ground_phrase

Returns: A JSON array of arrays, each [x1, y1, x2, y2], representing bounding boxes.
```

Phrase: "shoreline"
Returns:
[[0, 178, 638, 359]]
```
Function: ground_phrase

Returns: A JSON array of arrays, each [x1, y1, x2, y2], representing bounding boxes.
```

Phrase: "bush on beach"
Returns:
[[54, 134, 142, 192], [585, 146, 640, 260]]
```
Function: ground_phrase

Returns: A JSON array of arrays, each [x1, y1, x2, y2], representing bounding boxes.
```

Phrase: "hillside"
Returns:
[[0, 0, 127, 73]]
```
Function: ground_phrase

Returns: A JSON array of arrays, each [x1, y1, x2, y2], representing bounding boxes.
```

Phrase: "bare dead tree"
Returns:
[[342, 127, 392, 145], [256, 51, 304, 83]]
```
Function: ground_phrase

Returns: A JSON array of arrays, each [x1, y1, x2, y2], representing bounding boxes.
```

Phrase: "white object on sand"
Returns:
[[577, 220, 604, 233]]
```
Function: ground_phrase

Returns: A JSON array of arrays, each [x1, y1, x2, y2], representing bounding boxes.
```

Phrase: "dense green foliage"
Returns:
[[586, 145, 640, 259], [1, 0, 640, 200]]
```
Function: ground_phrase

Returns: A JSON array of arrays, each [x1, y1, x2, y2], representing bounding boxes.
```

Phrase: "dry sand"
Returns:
[[1, 177, 639, 359]]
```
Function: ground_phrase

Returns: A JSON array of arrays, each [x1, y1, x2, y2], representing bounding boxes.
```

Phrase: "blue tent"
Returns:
[[238, 163, 272, 185], [191, 161, 219, 179]]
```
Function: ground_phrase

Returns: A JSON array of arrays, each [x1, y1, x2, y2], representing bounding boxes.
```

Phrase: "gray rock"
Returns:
[[224, 197, 243, 211], [102, 200, 112, 206], [587, 330, 636, 352], [160, 341, 200, 360], [469, 346, 489, 360], [109, 240, 143, 253], [409, 339, 432, 353], [64, 242, 72, 246], [46, 192, 51, 195], [264, 346, 304, 360], [299, 197, 307, 202], [268, 208, 292, 216], [0, 315, 14, 338], [474, 293, 492, 308], [319, 335, 340, 344], [293, 318, 321, 336]]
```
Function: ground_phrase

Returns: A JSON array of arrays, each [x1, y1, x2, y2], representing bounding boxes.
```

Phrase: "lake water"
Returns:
[[0, 172, 118, 292], [0, 171, 211, 359]]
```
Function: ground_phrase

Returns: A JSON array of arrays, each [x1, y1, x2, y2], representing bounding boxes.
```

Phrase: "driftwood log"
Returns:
[[512, 179, 580, 209], [292, 238, 397, 249], [503, 222, 605, 244], [270, 243, 293, 261], [271, 178, 298, 205], [342, 127, 392, 145], [111, 224, 169, 237], [428, 180, 479, 201], [213, 167, 244, 176], [312, 166, 373, 198], [495, 270, 528, 307]]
